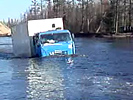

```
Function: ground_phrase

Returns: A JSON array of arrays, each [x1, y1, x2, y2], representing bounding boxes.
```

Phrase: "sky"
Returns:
[[0, 0, 31, 21], [0, 0, 100, 22]]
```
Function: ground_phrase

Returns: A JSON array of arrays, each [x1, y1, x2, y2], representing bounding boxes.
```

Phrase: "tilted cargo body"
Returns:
[[12, 18, 64, 57]]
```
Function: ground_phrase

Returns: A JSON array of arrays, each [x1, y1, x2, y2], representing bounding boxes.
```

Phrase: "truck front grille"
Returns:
[[49, 50, 68, 55]]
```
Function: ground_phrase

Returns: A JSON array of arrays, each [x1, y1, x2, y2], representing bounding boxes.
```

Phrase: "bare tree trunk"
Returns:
[[129, 0, 132, 27], [80, 0, 85, 32], [115, 0, 119, 34], [96, 0, 104, 33], [86, 0, 89, 32], [124, 0, 126, 26], [96, 24, 102, 33], [40, 0, 43, 18], [87, 18, 93, 31]]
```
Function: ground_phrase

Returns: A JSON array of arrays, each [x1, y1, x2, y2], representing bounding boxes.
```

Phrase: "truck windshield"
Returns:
[[40, 33, 71, 43]]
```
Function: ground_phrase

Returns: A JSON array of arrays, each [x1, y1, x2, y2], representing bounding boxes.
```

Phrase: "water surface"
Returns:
[[0, 37, 133, 100]]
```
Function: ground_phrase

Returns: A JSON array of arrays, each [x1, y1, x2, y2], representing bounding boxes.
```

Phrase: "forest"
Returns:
[[7, 0, 133, 34]]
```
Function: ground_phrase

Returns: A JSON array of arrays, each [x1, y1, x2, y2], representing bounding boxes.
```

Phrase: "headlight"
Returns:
[[68, 44, 72, 49], [49, 52, 54, 55]]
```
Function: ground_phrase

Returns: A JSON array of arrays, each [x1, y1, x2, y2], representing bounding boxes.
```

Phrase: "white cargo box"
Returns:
[[12, 18, 64, 57]]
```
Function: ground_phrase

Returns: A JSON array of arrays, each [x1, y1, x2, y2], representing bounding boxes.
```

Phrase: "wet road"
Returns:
[[0, 37, 133, 100]]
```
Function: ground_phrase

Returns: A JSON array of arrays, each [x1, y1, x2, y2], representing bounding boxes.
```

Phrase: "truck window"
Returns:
[[40, 33, 71, 43]]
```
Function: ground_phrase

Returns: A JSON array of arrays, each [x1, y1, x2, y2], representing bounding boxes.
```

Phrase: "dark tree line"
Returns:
[[7, 0, 133, 33]]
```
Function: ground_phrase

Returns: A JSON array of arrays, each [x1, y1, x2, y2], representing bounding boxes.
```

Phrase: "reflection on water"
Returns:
[[26, 58, 65, 100], [0, 37, 133, 100]]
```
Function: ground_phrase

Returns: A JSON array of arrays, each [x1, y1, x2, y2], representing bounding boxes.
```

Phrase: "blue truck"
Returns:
[[33, 30, 75, 57], [12, 18, 75, 57]]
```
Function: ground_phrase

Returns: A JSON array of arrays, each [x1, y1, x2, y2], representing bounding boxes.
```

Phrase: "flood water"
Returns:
[[0, 37, 133, 100]]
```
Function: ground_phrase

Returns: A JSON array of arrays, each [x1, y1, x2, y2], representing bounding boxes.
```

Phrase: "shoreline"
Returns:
[[0, 35, 11, 37], [103, 33, 133, 38], [1, 33, 133, 38], [74, 32, 133, 38]]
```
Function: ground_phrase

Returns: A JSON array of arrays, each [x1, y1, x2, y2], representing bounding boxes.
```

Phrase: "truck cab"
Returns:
[[33, 30, 75, 57]]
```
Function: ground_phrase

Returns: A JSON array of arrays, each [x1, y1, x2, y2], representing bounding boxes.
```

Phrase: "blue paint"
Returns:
[[34, 30, 75, 57]]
